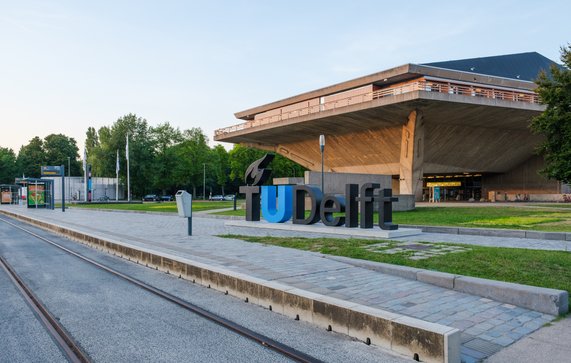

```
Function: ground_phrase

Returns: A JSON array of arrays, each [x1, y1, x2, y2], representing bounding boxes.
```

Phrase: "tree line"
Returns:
[[0, 113, 306, 198]]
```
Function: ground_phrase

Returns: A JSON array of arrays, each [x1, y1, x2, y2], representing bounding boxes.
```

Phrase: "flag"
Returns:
[[116, 149, 120, 175], [125, 134, 129, 161], [83, 148, 87, 173]]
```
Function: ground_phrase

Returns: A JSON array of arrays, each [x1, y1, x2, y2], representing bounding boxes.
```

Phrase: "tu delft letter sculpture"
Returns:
[[239, 153, 398, 230]]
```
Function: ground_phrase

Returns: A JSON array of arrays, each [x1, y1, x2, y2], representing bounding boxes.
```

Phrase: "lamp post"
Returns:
[[203, 163, 206, 200], [319, 135, 325, 193], [67, 156, 71, 202]]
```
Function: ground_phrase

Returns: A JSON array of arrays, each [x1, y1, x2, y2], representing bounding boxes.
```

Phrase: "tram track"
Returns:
[[0, 256, 90, 363], [0, 216, 322, 363]]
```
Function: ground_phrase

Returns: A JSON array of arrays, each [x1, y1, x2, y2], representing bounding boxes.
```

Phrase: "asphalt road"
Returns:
[[0, 217, 410, 363]]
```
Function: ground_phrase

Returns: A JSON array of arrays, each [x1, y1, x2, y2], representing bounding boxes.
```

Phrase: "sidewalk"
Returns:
[[0, 205, 567, 362]]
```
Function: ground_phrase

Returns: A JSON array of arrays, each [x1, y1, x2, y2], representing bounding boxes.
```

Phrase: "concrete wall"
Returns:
[[304, 171, 414, 211], [482, 156, 561, 200], [45, 176, 124, 202]]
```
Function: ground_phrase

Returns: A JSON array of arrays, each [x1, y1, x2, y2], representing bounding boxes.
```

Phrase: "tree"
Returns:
[[16, 136, 45, 178], [530, 45, 571, 183], [228, 144, 306, 184], [210, 145, 229, 195], [43, 134, 81, 176], [85, 114, 157, 198], [0, 147, 17, 183], [171, 128, 211, 198], [150, 122, 183, 194]]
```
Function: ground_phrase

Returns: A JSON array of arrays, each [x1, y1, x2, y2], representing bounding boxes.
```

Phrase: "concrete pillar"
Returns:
[[398, 109, 424, 201]]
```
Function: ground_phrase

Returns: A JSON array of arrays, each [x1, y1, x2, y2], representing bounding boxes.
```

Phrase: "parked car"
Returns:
[[143, 194, 160, 202], [209, 195, 224, 201], [223, 195, 235, 201], [160, 195, 174, 202]]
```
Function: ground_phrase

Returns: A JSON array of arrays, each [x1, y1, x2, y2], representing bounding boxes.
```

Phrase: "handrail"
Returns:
[[215, 80, 539, 136]]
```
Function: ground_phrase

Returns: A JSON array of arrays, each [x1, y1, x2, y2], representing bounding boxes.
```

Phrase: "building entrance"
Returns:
[[422, 174, 482, 202]]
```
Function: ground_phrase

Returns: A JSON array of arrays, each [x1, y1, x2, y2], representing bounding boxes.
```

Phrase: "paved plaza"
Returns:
[[1, 205, 569, 362]]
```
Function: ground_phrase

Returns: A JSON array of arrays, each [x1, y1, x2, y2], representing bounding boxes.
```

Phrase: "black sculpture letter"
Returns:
[[320, 194, 345, 227], [244, 154, 275, 186], [345, 184, 359, 228], [376, 189, 399, 230], [293, 185, 322, 225], [355, 183, 380, 229], [240, 153, 275, 221]]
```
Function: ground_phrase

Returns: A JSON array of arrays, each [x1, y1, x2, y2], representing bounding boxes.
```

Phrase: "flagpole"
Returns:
[[126, 133, 131, 202], [116, 149, 119, 202], [83, 148, 88, 202]]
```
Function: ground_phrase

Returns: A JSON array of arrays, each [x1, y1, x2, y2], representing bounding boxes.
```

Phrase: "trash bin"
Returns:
[[175, 190, 193, 235], [175, 190, 192, 217]]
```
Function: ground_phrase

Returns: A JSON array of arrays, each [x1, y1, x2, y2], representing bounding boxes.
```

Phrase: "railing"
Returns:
[[215, 80, 539, 136]]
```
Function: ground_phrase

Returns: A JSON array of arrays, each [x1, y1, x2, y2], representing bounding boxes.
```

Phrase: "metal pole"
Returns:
[[321, 150, 324, 193], [319, 135, 325, 194], [83, 150, 87, 202], [67, 157, 70, 203], [62, 165, 65, 212], [203, 163, 206, 200], [127, 158, 130, 201], [187, 217, 192, 236]]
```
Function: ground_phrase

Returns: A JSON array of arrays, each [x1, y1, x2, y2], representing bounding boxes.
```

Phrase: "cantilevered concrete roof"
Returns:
[[234, 52, 557, 120]]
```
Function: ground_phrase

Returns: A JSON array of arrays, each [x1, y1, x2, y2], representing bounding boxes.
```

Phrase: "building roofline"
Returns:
[[234, 64, 414, 120], [235, 63, 538, 120]]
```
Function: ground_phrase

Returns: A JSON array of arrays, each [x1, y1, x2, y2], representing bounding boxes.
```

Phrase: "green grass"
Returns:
[[220, 234, 571, 310], [71, 201, 236, 213], [393, 207, 571, 232], [215, 206, 571, 232], [538, 204, 571, 209]]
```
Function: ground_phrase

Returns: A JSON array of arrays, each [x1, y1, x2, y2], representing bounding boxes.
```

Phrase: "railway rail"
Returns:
[[0, 216, 322, 363]]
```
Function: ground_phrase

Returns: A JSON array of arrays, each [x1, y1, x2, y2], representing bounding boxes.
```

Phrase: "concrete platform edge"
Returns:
[[325, 255, 567, 316], [0, 209, 459, 363], [402, 224, 570, 241]]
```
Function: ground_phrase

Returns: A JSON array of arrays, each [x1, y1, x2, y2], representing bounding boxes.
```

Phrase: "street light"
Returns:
[[203, 163, 206, 200], [319, 135, 325, 193], [67, 157, 71, 202]]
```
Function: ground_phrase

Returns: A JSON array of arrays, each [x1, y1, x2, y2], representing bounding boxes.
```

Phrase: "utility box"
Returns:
[[175, 190, 192, 218]]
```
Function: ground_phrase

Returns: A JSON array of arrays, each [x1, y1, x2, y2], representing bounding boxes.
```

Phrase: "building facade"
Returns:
[[215, 52, 567, 202]]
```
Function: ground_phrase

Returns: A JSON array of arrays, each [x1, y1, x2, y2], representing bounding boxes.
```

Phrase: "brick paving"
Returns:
[[0, 206, 560, 362]]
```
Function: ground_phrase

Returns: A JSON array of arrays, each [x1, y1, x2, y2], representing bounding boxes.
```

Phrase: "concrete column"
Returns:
[[398, 109, 424, 201]]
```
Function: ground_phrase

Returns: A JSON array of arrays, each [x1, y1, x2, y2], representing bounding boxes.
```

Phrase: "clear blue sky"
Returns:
[[1, 0, 569, 153]]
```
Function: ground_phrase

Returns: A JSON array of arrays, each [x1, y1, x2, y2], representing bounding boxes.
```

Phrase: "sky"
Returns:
[[0, 0, 569, 154]]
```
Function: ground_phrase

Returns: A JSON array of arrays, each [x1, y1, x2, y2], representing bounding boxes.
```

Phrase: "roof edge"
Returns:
[[235, 62, 539, 120], [234, 64, 414, 120]]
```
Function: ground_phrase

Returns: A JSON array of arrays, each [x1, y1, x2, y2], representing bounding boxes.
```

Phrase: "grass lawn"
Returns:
[[538, 204, 571, 209], [220, 234, 571, 311], [71, 201, 236, 213], [215, 206, 571, 232]]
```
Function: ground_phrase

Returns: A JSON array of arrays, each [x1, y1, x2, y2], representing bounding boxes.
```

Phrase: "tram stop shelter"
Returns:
[[0, 184, 21, 205], [15, 178, 55, 209]]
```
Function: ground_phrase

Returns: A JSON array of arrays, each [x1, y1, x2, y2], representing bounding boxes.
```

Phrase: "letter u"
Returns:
[[261, 185, 293, 223]]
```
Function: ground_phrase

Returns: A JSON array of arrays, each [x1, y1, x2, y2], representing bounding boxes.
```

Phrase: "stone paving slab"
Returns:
[[0, 206, 559, 362]]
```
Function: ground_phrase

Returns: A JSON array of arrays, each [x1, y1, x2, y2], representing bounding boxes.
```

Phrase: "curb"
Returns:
[[402, 224, 571, 241], [325, 256, 568, 316], [0, 209, 460, 363]]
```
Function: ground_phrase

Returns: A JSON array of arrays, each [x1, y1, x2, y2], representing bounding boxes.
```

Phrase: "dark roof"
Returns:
[[422, 52, 562, 82]]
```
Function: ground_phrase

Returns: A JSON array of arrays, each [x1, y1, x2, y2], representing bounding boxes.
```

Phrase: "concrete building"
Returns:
[[44, 176, 124, 202], [215, 52, 568, 202]]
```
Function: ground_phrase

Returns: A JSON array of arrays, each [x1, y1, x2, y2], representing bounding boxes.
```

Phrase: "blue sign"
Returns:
[[261, 186, 293, 223], [41, 165, 64, 177], [434, 186, 441, 202]]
